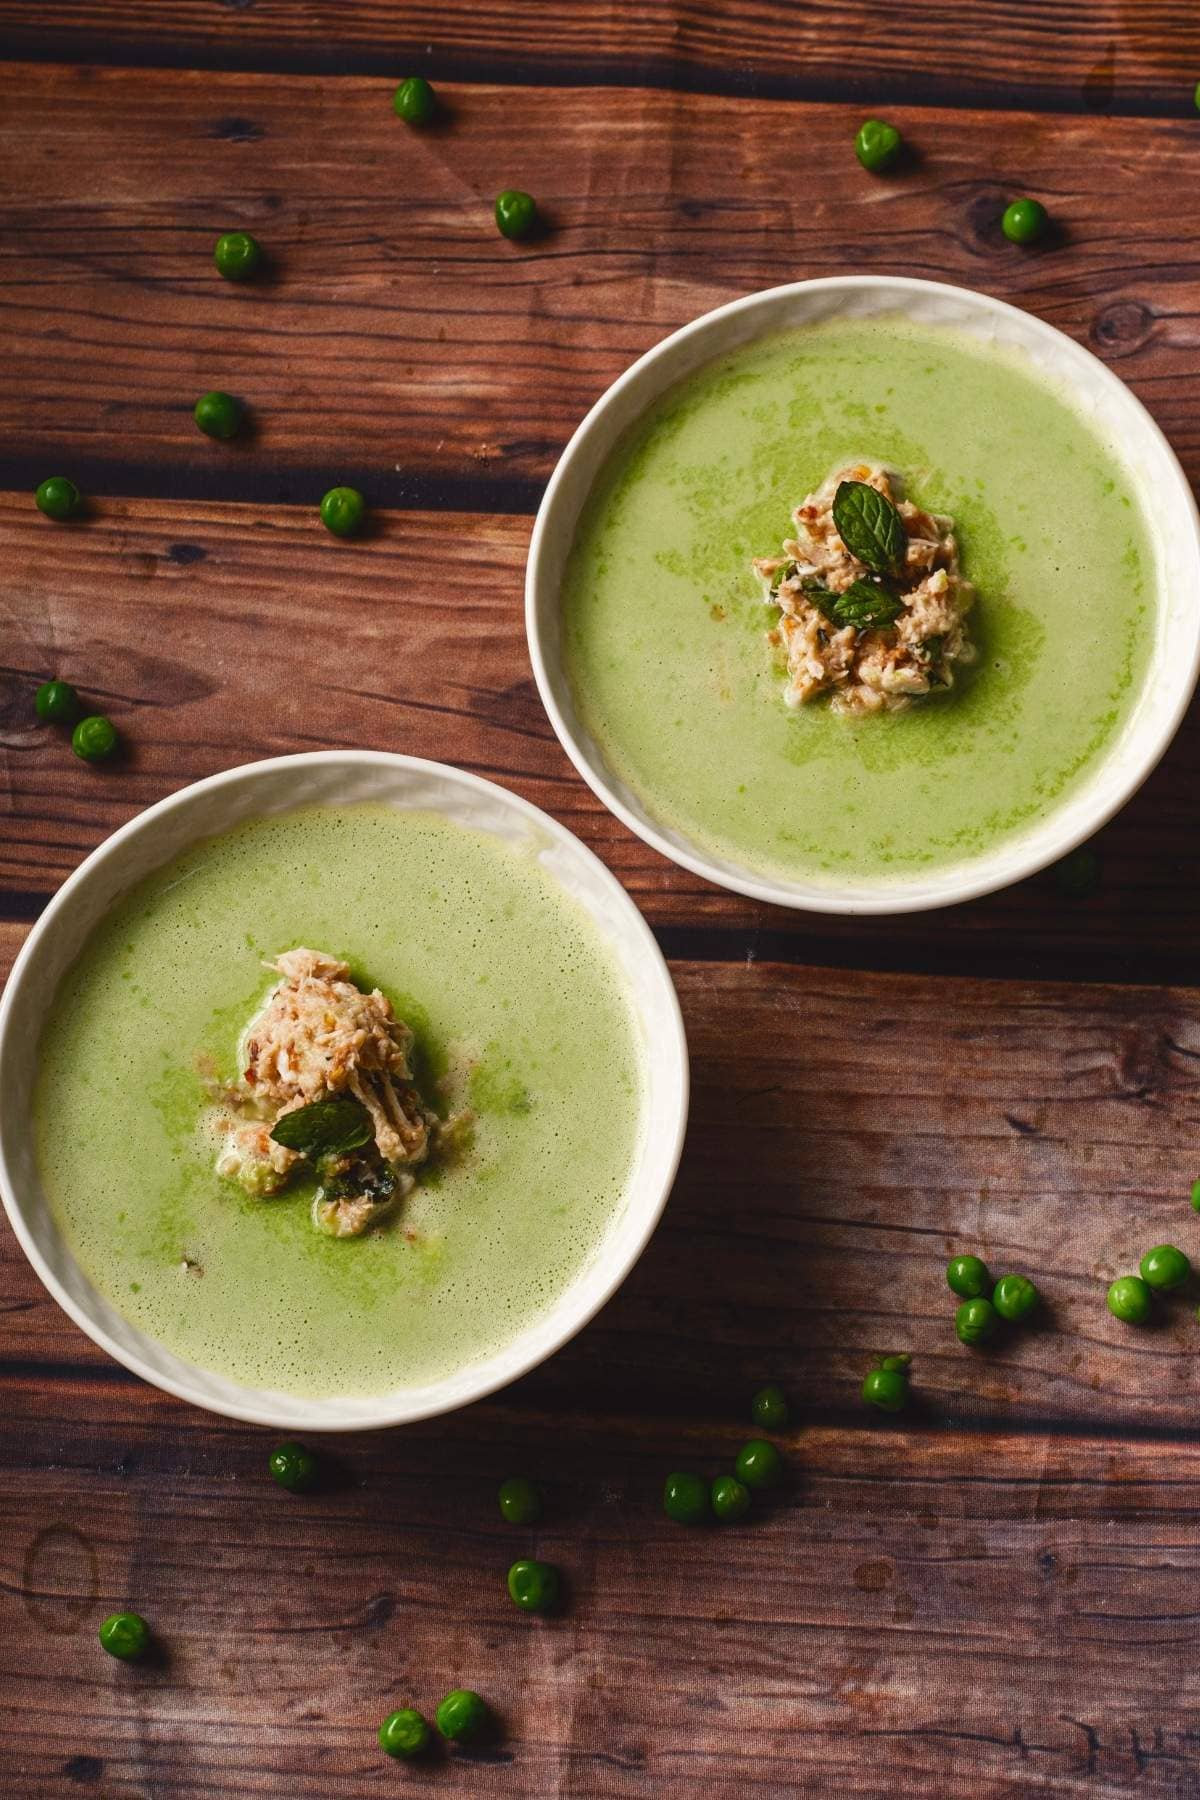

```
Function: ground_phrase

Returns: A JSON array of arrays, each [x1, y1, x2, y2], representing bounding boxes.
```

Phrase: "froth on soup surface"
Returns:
[[562, 318, 1158, 884], [35, 805, 645, 1397]]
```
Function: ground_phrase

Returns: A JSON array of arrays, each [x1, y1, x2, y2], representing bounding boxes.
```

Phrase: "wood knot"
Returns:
[[1091, 301, 1154, 355], [208, 116, 263, 143], [64, 1756, 104, 1784], [853, 1558, 893, 1593]]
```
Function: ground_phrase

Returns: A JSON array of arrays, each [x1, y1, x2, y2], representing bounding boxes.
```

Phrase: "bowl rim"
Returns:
[[0, 749, 690, 1430], [525, 273, 1200, 914]]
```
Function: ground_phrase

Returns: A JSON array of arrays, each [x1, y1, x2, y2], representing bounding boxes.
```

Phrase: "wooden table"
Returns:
[[4, 5, 1200, 1795]]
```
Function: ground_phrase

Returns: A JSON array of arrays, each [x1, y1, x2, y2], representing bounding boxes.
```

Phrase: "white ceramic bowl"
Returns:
[[0, 752, 689, 1430], [526, 275, 1200, 913]]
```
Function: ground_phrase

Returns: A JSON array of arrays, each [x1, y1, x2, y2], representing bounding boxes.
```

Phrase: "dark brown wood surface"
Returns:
[[4, 5, 1200, 1796], [0, 0, 1196, 114]]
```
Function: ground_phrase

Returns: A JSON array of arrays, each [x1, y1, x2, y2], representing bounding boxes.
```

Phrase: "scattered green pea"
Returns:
[[711, 1475, 752, 1522], [99, 1611, 150, 1661], [1002, 197, 1049, 245], [35, 475, 82, 521], [393, 76, 437, 125], [954, 1297, 999, 1346], [947, 1254, 990, 1299], [1193, 79, 1200, 113], [494, 189, 539, 240], [378, 1708, 430, 1760], [750, 1384, 789, 1430], [194, 390, 243, 440], [71, 715, 118, 763], [320, 485, 367, 538], [862, 1367, 907, 1412], [992, 1274, 1039, 1322], [1191, 1178, 1200, 1213], [497, 1474, 542, 1525], [1139, 1244, 1191, 1291], [268, 1441, 318, 1492], [662, 1470, 710, 1525], [436, 1689, 490, 1743], [213, 231, 263, 280], [862, 1366, 908, 1413], [854, 117, 902, 173], [878, 1353, 911, 1371], [1054, 846, 1100, 898], [35, 679, 81, 726], [734, 1439, 783, 1491], [1107, 1275, 1152, 1324], [507, 1558, 560, 1613]]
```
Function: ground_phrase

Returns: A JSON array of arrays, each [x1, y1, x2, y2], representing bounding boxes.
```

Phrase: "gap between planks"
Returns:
[[0, 36, 1192, 124]]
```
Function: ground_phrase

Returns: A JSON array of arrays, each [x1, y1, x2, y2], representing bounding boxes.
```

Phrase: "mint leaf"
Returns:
[[832, 480, 908, 576], [829, 578, 903, 630], [803, 582, 839, 615], [270, 1096, 374, 1160]]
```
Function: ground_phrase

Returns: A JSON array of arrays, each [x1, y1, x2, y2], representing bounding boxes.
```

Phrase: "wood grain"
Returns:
[[2, 492, 1198, 977], [0, 0, 1193, 115], [4, 1389, 1200, 1799], [4, 944, 1200, 1434], [2, 66, 1200, 497], [4, 21, 1200, 1797]]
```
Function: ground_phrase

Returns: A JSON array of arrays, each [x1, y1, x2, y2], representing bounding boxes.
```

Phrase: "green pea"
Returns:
[[507, 1558, 560, 1613], [1107, 1275, 1152, 1323], [954, 1297, 998, 1346], [946, 1254, 990, 1299], [734, 1439, 783, 1491], [992, 1274, 1039, 1322], [662, 1470, 710, 1524], [378, 1708, 430, 1759], [435, 1689, 489, 1744], [194, 390, 243, 440], [35, 475, 82, 521], [320, 485, 367, 538], [99, 1611, 150, 1660], [1002, 197, 1049, 245], [213, 231, 263, 280], [1195, 79, 1200, 112], [750, 1384, 789, 1429], [878, 1352, 911, 1371], [71, 715, 118, 763], [495, 189, 539, 240], [393, 76, 437, 125], [710, 1475, 752, 1522], [268, 1441, 318, 1492], [497, 1474, 542, 1524], [1191, 1178, 1200, 1213], [1139, 1244, 1191, 1291], [862, 1367, 908, 1413], [854, 118, 902, 173], [35, 679, 81, 726], [1054, 845, 1100, 898]]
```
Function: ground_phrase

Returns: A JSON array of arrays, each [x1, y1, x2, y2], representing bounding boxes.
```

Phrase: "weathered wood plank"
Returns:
[[3, 1389, 1200, 1799], [2, 493, 1198, 972], [0, 0, 1193, 115], [3, 948, 1200, 1432], [1, 67, 1200, 496]]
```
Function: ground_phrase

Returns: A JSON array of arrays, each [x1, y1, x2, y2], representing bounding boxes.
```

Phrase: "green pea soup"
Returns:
[[33, 804, 645, 1397], [562, 316, 1159, 886]]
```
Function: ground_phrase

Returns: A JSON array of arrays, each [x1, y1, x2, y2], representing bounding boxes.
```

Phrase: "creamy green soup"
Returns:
[[35, 805, 644, 1397], [563, 318, 1157, 884]]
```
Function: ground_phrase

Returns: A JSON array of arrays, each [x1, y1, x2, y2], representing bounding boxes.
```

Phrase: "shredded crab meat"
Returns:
[[752, 462, 976, 717], [211, 947, 439, 1235]]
